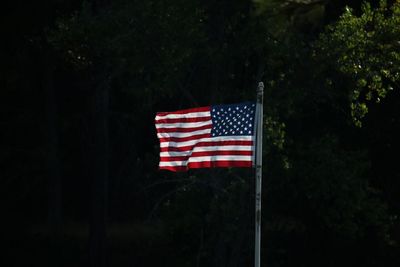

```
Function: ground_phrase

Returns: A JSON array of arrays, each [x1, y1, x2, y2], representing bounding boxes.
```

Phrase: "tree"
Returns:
[[2, 0, 399, 266], [316, 0, 400, 126]]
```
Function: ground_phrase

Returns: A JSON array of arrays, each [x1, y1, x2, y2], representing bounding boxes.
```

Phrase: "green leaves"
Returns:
[[316, 0, 400, 126]]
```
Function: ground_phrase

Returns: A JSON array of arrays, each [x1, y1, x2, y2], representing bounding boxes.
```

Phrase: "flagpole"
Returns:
[[255, 81, 264, 267]]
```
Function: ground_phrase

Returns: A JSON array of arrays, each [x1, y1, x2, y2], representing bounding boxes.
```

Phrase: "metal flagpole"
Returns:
[[255, 82, 264, 267]]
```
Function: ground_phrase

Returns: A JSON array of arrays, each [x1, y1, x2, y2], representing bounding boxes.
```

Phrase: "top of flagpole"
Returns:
[[257, 81, 264, 91], [257, 82, 264, 102]]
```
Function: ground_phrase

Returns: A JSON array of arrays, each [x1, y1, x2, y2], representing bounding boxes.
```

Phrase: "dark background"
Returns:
[[1, 0, 399, 266]]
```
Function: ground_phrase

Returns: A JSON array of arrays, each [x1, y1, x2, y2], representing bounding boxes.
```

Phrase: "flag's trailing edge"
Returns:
[[155, 102, 256, 172]]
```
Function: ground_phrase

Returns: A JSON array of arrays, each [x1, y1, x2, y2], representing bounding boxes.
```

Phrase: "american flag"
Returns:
[[155, 102, 256, 172]]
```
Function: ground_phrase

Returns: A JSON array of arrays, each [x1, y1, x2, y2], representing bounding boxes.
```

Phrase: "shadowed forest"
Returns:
[[1, 0, 400, 266]]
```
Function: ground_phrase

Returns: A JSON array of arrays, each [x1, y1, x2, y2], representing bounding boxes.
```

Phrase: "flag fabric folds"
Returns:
[[155, 102, 256, 172]]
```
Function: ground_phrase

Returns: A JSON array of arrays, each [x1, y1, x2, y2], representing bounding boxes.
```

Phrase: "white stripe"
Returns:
[[157, 128, 212, 138], [189, 155, 252, 162], [160, 136, 254, 148], [155, 111, 210, 120], [160, 146, 254, 157], [159, 155, 252, 166], [156, 121, 212, 129], [159, 161, 186, 167]]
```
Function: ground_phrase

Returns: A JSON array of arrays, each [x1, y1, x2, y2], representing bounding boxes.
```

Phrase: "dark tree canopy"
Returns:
[[1, 1, 400, 267]]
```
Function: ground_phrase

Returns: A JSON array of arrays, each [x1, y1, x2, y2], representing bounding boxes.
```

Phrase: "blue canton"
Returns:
[[210, 102, 256, 137]]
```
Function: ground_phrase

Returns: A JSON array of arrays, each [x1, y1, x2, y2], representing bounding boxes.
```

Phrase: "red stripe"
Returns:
[[158, 133, 211, 143], [156, 106, 210, 117], [158, 161, 252, 172], [156, 124, 212, 133], [155, 116, 211, 124], [188, 161, 252, 169], [159, 140, 253, 152], [160, 151, 253, 162]]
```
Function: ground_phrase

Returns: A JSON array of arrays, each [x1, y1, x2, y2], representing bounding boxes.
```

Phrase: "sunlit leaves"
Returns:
[[316, 0, 400, 126]]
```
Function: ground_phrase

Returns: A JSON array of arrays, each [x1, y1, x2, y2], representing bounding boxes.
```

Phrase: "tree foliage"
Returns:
[[317, 0, 400, 126], [1, 0, 400, 267]]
